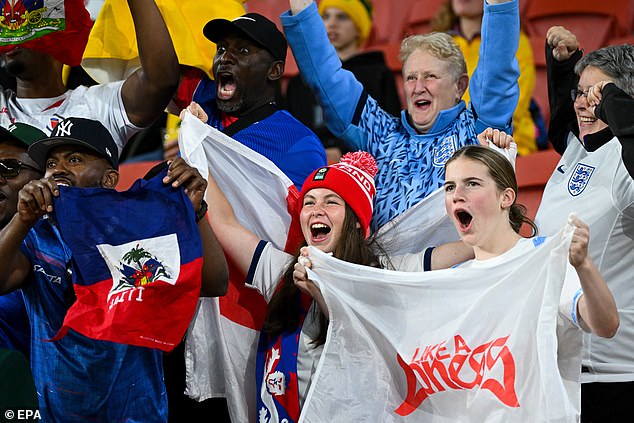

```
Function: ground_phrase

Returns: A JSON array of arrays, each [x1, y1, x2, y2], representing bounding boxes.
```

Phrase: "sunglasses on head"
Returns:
[[0, 159, 41, 179]]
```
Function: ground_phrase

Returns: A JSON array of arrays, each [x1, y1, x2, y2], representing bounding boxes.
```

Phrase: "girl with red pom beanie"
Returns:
[[204, 149, 471, 422], [205, 150, 381, 422]]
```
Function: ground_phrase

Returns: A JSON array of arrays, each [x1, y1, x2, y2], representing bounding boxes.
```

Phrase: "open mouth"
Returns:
[[578, 115, 597, 124], [217, 72, 237, 100], [415, 99, 431, 108], [310, 223, 331, 241], [455, 210, 473, 231], [54, 178, 72, 187]]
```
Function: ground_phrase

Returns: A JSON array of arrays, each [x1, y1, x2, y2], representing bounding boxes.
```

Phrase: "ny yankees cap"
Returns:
[[0, 122, 47, 147], [29, 117, 119, 170], [203, 13, 287, 62]]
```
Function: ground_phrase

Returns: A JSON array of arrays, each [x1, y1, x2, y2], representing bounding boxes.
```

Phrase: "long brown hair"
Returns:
[[445, 145, 538, 236], [262, 204, 379, 346]]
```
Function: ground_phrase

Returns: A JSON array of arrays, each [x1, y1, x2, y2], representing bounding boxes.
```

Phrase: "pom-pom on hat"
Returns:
[[299, 151, 378, 238], [318, 0, 373, 47]]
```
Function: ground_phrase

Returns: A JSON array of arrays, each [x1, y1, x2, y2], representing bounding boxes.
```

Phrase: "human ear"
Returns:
[[101, 169, 120, 189], [500, 187, 516, 209], [456, 74, 469, 101], [268, 61, 285, 81]]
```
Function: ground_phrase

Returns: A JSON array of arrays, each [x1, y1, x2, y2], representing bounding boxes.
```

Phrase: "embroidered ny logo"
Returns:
[[55, 120, 74, 137]]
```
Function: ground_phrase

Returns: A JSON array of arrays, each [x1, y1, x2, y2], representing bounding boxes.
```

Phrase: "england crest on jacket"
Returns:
[[568, 162, 595, 197]]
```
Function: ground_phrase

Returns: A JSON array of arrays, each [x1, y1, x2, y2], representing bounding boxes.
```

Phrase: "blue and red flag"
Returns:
[[0, 0, 93, 66], [50, 168, 202, 352]]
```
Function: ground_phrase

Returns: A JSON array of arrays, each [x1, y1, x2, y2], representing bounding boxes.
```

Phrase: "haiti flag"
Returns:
[[50, 167, 202, 352], [0, 0, 93, 66]]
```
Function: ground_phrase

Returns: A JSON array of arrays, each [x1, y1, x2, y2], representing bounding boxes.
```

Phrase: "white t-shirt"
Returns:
[[536, 135, 634, 383], [457, 236, 584, 413], [0, 81, 140, 154]]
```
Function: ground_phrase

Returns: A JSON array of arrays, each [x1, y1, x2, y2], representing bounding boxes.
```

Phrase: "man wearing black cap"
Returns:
[[172, 12, 326, 190], [0, 117, 229, 422]]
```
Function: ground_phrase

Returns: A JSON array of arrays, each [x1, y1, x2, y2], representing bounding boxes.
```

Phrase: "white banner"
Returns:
[[301, 225, 577, 422]]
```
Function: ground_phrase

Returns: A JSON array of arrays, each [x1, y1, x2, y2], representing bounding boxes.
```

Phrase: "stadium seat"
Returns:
[[515, 148, 560, 235], [529, 34, 549, 128], [116, 161, 162, 191], [607, 34, 634, 47], [368, 0, 415, 45], [245, 0, 288, 27], [402, 0, 446, 37], [519, 0, 531, 17], [525, 0, 631, 62]]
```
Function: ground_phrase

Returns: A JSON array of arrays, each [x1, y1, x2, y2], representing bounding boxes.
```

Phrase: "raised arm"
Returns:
[[203, 165, 262, 277], [282, 0, 386, 152], [569, 216, 619, 338], [0, 178, 59, 294], [469, 0, 520, 134], [545, 26, 582, 154], [121, 0, 180, 127], [591, 82, 634, 179], [162, 158, 228, 297], [289, 0, 312, 14]]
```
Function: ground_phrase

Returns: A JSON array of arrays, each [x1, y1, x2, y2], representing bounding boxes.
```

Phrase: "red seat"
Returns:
[[526, 0, 632, 35], [116, 161, 162, 192], [245, 0, 288, 28], [525, 0, 631, 58], [402, 0, 446, 37], [607, 34, 634, 47], [369, 0, 416, 45], [515, 148, 560, 235], [531, 64, 549, 130]]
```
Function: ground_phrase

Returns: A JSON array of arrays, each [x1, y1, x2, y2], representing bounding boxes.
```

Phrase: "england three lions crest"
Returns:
[[433, 135, 458, 167], [568, 163, 595, 197]]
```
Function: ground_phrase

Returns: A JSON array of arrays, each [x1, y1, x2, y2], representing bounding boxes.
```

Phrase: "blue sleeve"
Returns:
[[469, 0, 520, 135], [282, 134, 327, 191], [282, 4, 376, 151]]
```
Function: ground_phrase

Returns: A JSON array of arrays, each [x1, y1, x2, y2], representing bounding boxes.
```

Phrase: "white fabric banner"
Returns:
[[301, 225, 577, 423], [373, 186, 459, 256], [179, 112, 299, 423]]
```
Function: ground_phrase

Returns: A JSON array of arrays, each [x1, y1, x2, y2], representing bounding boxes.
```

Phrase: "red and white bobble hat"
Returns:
[[299, 151, 378, 238]]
